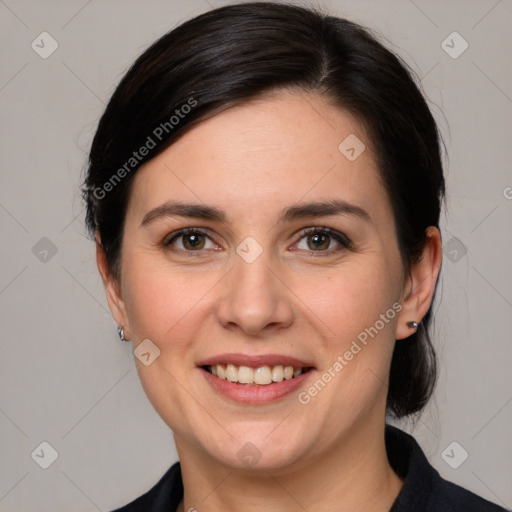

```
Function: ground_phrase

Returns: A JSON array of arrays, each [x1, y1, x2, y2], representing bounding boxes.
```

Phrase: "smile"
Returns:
[[204, 364, 311, 385], [198, 353, 316, 403]]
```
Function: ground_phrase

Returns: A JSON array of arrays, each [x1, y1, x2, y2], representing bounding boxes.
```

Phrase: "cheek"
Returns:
[[292, 258, 400, 341], [120, 259, 219, 431], [291, 259, 401, 407], [121, 257, 217, 350]]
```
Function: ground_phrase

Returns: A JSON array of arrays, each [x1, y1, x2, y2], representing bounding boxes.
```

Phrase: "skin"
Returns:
[[97, 90, 442, 512]]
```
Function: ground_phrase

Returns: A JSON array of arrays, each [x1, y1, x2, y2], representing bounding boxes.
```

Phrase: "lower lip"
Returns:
[[201, 368, 314, 404]]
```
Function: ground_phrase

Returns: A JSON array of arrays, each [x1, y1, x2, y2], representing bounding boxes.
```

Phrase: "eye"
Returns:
[[293, 227, 351, 255], [164, 227, 351, 256], [165, 228, 219, 252]]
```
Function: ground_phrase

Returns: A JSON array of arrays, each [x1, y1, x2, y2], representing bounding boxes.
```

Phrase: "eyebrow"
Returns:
[[140, 199, 371, 227]]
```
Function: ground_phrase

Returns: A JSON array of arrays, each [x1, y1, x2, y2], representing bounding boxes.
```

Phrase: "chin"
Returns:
[[202, 422, 315, 473]]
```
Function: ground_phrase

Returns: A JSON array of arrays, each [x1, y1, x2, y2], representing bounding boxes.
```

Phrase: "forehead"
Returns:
[[128, 91, 392, 228]]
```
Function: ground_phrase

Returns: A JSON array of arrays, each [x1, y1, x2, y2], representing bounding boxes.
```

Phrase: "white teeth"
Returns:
[[225, 363, 238, 382], [272, 365, 284, 382], [254, 366, 272, 385], [208, 363, 306, 385], [238, 365, 254, 384]]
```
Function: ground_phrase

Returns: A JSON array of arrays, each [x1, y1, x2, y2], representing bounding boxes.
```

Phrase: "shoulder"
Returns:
[[386, 425, 508, 512], [109, 462, 183, 512], [428, 476, 508, 512]]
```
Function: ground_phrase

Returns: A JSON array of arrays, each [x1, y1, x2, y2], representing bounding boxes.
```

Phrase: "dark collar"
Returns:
[[386, 424, 437, 511], [386, 424, 506, 511], [112, 424, 506, 511]]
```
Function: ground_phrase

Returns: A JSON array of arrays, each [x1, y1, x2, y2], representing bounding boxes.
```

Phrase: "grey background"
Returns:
[[1, 0, 511, 510]]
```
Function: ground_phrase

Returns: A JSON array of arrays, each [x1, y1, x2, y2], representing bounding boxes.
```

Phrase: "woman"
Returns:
[[82, 3, 506, 511]]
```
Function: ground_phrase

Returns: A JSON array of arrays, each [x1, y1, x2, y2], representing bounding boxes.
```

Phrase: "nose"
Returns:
[[215, 250, 294, 337]]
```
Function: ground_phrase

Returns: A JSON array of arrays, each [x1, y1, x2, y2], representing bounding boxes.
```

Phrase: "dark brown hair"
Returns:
[[82, 2, 445, 418]]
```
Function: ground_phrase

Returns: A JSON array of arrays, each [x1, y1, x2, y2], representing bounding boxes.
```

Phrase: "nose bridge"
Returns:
[[235, 251, 273, 300], [215, 242, 293, 335]]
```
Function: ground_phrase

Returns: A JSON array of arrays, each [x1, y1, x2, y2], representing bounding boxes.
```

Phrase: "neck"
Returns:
[[175, 419, 403, 512]]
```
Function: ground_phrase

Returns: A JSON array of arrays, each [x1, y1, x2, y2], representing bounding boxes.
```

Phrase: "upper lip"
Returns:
[[197, 353, 315, 368]]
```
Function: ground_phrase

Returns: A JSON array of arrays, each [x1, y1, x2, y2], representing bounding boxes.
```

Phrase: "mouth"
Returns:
[[203, 363, 313, 385], [198, 354, 315, 404]]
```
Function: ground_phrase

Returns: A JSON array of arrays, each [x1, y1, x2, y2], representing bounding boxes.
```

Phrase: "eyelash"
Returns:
[[164, 227, 352, 257]]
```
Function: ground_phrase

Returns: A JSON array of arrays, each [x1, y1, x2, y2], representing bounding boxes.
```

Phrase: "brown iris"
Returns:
[[307, 233, 330, 251], [182, 232, 206, 250]]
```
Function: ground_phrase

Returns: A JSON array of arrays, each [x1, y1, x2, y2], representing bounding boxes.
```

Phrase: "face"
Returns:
[[106, 91, 412, 472]]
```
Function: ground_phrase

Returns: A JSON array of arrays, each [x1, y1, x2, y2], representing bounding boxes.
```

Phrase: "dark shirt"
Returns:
[[111, 425, 508, 511]]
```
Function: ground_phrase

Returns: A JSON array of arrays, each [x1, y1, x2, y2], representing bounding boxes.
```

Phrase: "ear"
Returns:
[[96, 233, 131, 339], [396, 226, 442, 340]]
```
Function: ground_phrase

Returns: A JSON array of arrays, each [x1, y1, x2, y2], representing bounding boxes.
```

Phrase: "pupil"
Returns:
[[309, 233, 328, 250], [185, 234, 203, 249]]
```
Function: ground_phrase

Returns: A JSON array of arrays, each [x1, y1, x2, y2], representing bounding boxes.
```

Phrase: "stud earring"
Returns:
[[117, 326, 130, 342], [407, 321, 419, 333]]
